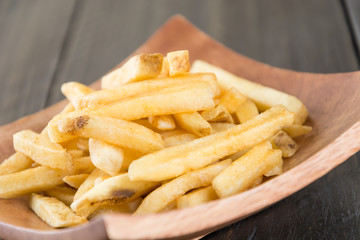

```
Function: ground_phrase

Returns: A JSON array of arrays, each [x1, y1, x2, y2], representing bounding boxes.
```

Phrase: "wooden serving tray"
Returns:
[[0, 15, 359, 240]]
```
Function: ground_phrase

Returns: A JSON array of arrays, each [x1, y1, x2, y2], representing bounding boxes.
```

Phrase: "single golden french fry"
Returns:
[[176, 186, 218, 209], [0, 152, 33, 176], [264, 158, 283, 177], [148, 115, 176, 131], [270, 130, 298, 158], [68, 149, 86, 159], [48, 112, 79, 143], [30, 194, 87, 227], [86, 83, 216, 121], [129, 105, 294, 182], [167, 50, 190, 76], [61, 82, 94, 109], [63, 174, 89, 189], [73, 157, 95, 174], [135, 160, 231, 214], [201, 105, 234, 123], [71, 173, 159, 216], [101, 53, 163, 89], [45, 186, 76, 206], [192, 60, 308, 124], [158, 57, 169, 77], [89, 198, 143, 219], [77, 73, 220, 109], [58, 115, 164, 154], [210, 122, 236, 133], [235, 98, 259, 123], [162, 132, 198, 148], [74, 168, 110, 201], [89, 139, 124, 176], [0, 166, 71, 198], [212, 141, 282, 198], [218, 88, 247, 114], [283, 124, 312, 138], [13, 130, 73, 170], [173, 112, 213, 137]]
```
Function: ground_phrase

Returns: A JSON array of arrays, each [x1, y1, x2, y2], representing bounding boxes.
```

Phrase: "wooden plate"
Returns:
[[0, 15, 359, 240]]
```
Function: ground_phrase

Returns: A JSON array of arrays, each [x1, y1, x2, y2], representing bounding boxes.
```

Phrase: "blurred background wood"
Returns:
[[0, 0, 358, 239]]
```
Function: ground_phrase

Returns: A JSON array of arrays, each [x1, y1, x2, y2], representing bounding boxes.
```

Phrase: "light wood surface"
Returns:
[[0, 15, 359, 240]]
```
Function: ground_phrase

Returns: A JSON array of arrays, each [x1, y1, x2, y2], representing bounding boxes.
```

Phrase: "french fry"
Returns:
[[101, 53, 163, 89], [48, 112, 79, 143], [212, 141, 282, 198], [120, 149, 144, 172], [77, 73, 220, 109], [173, 112, 213, 137], [176, 186, 218, 209], [0, 152, 33, 176], [63, 174, 89, 189], [160, 201, 177, 212], [73, 157, 95, 174], [192, 60, 309, 124], [45, 186, 76, 206], [167, 50, 190, 76], [270, 130, 298, 158], [71, 173, 159, 216], [0, 166, 71, 198], [235, 98, 259, 123], [60, 137, 79, 150], [250, 176, 263, 188], [162, 132, 198, 148], [89, 198, 143, 219], [158, 57, 169, 77], [264, 158, 283, 177], [68, 149, 86, 159], [76, 138, 89, 151], [58, 115, 164, 154], [129, 105, 294, 181], [210, 122, 236, 133], [13, 130, 73, 170], [87, 82, 216, 120], [89, 139, 124, 176], [201, 105, 234, 123], [61, 82, 94, 109], [148, 115, 176, 131], [135, 160, 231, 214], [283, 124, 312, 138], [218, 88, 247, 114], [74, 168, 110, 201], [30, 194, 87, 227]]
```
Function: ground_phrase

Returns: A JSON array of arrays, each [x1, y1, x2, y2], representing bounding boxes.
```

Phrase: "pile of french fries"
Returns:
[[0, 50, 312, 227]]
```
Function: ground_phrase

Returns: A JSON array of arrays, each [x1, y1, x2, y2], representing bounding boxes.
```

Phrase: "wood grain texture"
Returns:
[[344, 0, 360, 62], [0, 0, 76, 125], [0, 15, 359, 240], [0, 0, 359, 239]]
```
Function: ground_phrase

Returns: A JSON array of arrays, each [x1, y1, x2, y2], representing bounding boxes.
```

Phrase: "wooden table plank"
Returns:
[[344, 0, 360, 62], [0, 0, 76, 125]]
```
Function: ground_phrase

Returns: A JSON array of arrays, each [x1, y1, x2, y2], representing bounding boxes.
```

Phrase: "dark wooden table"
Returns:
[[0, 0, 359, 239]]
